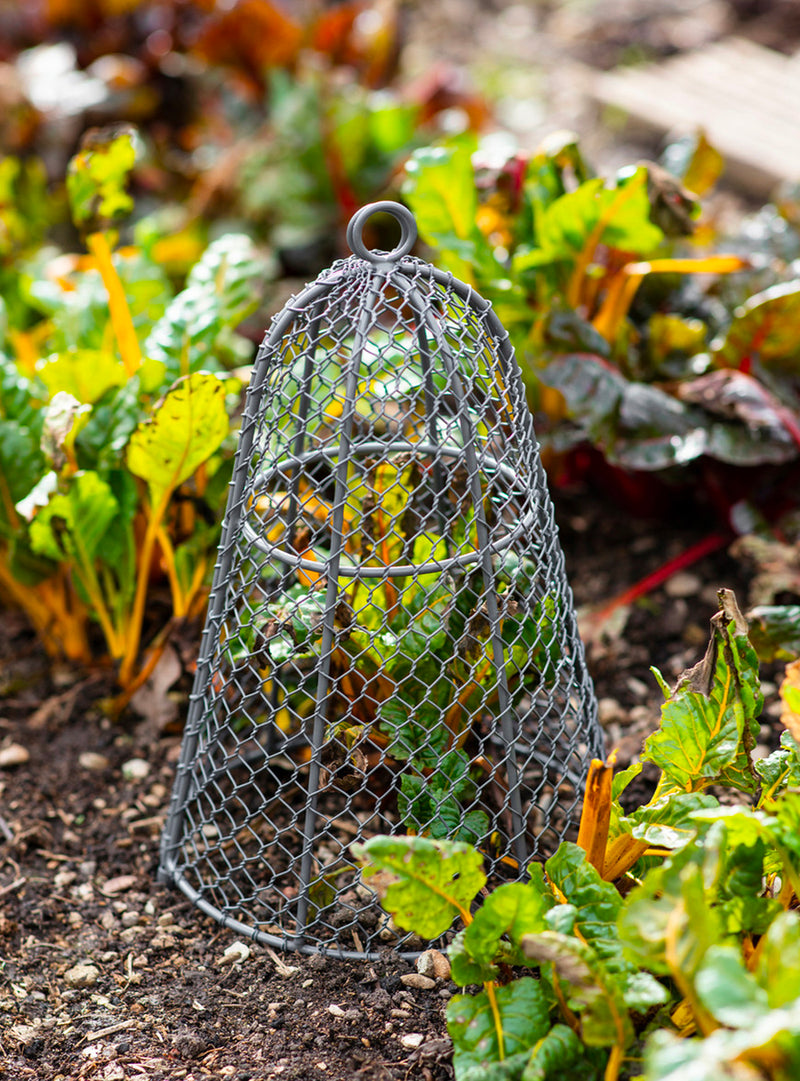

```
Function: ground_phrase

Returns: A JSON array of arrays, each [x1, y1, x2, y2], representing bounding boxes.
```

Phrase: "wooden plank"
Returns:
[[593, 38, 800, 197]]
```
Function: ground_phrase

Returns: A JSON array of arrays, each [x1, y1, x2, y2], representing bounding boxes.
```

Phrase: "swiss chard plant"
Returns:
[[357, 589, 800, 1080], [0, 125, 274, 691], [402, 133, 800, 496]]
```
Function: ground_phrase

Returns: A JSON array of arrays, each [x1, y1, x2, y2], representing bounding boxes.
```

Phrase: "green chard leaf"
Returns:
[[28, 470, 119, 578], [755, 910, 800, 1009], [642, 589, 761, 794], [521, 931, 633, 1049], [714, 280, 800, 371], [747, 605, 800, 663], [756, 730, 800, 802], [618, 825, 725, 980], [451, 879, 554, 984], [694, 945, 769, 1028], [643, 1001, 800, 1081], [0, 419, 46, 534], [353, 835, 485, 939], [446, 978, 551, 1078], [544, 844, 622, 959]]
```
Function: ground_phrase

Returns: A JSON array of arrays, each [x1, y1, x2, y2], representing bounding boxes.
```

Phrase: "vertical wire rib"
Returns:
[[414, 288, 451, 549], [414, 280, 529, 869], [294, 272, 383, 944], [158, 338, 277, 881]]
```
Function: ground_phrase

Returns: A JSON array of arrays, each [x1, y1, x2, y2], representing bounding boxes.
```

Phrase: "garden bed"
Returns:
[[0, 486, 779, 1081]]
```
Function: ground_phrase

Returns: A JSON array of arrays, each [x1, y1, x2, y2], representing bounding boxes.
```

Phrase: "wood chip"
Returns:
[[101, 875, 139, 896]]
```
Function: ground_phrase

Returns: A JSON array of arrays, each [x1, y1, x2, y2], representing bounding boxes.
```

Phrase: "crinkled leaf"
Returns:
[[75, 379, 143, 471], [446, 978, 551, 1077], [520, 167, 663, 267], [521, 931, 633, 1049], [618, 826, 725, 978], [145, 234, 273, 378], [621, 790, 719, 849], [642, 589, 761, 794], [717, 838, 781, 935], [126, 372, 229, 510], [538, 353, 625, 444], [354, 835, 485, 939], [518, 1023, 591, 1081], [544, 844, 622, 959]]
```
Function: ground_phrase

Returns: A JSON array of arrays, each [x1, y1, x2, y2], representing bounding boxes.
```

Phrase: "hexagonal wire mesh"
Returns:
[[158, 201, 603, 959]]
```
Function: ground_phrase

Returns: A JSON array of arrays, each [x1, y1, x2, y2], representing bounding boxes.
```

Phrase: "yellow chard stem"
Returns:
[[86, 231, 142, 378], [484, 980, 505, 1061]]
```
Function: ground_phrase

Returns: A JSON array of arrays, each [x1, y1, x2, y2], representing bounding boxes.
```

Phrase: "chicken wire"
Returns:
[[158, 201, 603, 959]]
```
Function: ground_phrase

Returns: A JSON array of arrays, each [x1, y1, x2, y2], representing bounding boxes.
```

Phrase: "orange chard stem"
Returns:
[[577, 754, 616, 877], [156, 525, 186, 618], [119, 492, 171, 687], [86, 231, 142, 378]]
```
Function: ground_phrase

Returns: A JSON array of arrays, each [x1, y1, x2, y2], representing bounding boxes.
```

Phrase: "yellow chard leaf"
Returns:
[[127, 372, 229, 511], [780, 659, 800, 743]]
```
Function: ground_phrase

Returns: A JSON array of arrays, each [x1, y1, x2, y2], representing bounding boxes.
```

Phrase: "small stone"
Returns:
[[415, 949, 450, 981], [102, 875, 138, 896], [64, 964, 100, 989], [664, 571, 702, 599], [121, 758, 150, 781], [151, 932, 176, 949], [99, 911, 118, 932], [157, 912, 175, 927], [218, 940, 250, 965], [0, 744, 29, 768], [121, 911, 140, 928], [79, 752, 109, 771], [54, 871, 76, 890], [327, 1004, 346, 1017], [400, 1033, 425, 1049], [400, 973, 436, 991]]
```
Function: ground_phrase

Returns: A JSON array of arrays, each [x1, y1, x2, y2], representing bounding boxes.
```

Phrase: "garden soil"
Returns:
[[4, 3, 800, 1077], [0, 486, 784, 1081]]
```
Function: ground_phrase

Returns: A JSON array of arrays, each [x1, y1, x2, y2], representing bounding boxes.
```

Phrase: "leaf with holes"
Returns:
[[354, 835, 485, 939], [126, 372, 229, 512]]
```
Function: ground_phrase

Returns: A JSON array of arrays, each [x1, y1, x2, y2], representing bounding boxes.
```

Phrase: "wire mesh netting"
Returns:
[[159, 201, 603, 958]]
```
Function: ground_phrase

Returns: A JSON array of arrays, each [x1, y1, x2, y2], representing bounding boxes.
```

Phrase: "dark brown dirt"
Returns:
[[1, 480, 785, 1081]]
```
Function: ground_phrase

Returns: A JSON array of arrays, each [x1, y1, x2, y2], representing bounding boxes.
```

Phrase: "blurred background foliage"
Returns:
[[2, 0, 800, 679]]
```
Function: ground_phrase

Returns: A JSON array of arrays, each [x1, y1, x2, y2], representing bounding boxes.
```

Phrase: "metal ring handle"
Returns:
[[346, 201, 417, 263]]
